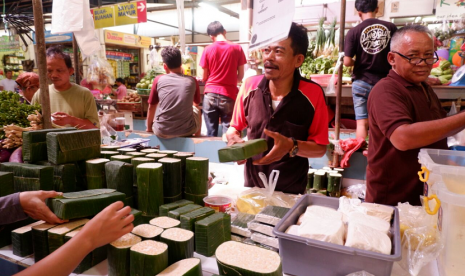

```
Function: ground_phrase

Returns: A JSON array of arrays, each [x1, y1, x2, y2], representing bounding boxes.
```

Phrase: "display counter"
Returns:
[[324, 84, 465, 100], [0, 162, 440, 276]]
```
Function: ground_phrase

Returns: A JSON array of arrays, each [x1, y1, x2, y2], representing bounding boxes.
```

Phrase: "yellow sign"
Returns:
[[104, 30, 152, 48], [92, 6, 115, 29], [92, 1, 147, 29], [115, 2, 138, 26]]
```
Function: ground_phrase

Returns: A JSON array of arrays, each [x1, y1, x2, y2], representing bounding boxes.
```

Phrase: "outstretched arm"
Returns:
[[15, 201, 133, 276], [51, 112, 97, 129]]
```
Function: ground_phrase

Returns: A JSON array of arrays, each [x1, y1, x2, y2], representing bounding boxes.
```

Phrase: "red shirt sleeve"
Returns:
[[199, 46, 209, 69], [229, 82, 248, 131], [148, 75, 163, 105], [303, 84, 329, 145], [193, 78, 201, 104], [237, 45, 247, 66]]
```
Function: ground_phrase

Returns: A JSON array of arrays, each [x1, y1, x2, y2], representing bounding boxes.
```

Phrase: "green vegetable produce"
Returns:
[[0, 91, 41, 140]]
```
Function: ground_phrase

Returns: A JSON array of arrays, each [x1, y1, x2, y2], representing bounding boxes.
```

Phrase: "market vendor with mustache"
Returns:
[[31, 46, 99, 129], [226, 23, 329, 194], [366, 25, 465, 206]]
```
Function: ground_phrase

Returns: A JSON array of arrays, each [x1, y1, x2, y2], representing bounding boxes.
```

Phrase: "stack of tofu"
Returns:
[[231, 206, 290, 251], [285, 198, 394, 255]]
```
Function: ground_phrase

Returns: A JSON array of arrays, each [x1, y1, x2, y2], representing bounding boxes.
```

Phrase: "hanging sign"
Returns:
[[33, 30, 73, 44], [91, 0, 147, 29], [436, 0, 465, 20], [249, 0, 295, 51], [92, 6, 115, 29]]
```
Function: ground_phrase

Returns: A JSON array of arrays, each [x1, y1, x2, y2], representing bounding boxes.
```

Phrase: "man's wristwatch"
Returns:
[[289, 137, 299, 157]]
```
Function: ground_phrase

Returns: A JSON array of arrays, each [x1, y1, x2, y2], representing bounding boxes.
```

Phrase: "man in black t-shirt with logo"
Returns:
[[344, 0, 397, 139]]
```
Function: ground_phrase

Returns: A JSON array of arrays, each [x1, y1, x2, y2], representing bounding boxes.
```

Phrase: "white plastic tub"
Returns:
[[433, 182, 465, 276]]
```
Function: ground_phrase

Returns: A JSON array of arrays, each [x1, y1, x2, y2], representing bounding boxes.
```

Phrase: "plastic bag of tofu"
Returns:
[[236, 171, 299, 214], [397, 202, 444, 276]]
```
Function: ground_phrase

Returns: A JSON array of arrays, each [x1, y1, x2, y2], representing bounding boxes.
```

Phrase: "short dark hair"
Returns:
[[355, 0, 378, 13], [4, 69, 12, 74], [161, 46, 182, 69], [46, 45, 73, 68], [288, 22, 309, 57], [207, 21, 225, 36], [116, 78, 124, 83]]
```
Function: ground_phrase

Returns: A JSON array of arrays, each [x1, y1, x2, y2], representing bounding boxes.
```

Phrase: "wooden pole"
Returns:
[[32, 0, 52, 129], [72, 34, 81, 85], [332, 0, 346, 168]]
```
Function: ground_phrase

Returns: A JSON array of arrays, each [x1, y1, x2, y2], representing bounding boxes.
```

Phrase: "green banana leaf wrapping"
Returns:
[[0, 162, 54, 192], [160, 228, 194, 265], [22, 127, 75, 162], [218, 139, 268, 163], [195, 212, 231, 257], [156, 258, 202, 276], [215, 241, 282, 276], [46, 189, 125, 220], [108, 233, 142, 276], [46, 129, 101, 164], [130, 240, 168, 275]]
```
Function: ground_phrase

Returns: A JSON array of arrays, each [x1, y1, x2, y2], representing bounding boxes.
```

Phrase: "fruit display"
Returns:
[[119, 92, 141, 103], [135, 67, 165, 91], [431, 59, 453, 84]]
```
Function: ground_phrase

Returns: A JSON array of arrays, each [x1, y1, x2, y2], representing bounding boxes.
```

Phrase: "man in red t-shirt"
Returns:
[[200, 21, 247, 137]]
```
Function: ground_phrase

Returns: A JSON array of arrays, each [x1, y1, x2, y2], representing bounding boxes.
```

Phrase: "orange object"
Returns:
[[452, 51, 463, 67]]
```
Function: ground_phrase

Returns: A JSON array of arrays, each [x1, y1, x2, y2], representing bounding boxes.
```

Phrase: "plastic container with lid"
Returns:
[[203, 195, 232, 214], [418, 148, 465, 276], [273, 195, 401, 276], [418, 148, 465, 196], [433, 182, 465, 276]]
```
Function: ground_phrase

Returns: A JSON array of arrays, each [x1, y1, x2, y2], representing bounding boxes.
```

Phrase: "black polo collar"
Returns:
[[257, 69, 302, 96]]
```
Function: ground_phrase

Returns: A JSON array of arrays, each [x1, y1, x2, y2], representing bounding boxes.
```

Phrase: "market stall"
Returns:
[[2, 0, 465, 276]]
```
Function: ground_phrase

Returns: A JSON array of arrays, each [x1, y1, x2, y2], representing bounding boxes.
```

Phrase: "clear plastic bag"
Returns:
[[447, 101, 465, 146], [345, 184, 366, 200], [86, 55, 115, 91], [99, 113, 117, 145], [236, 170, 299, 214], [325, 52, 344, 95], [397, 202, 444, 276]]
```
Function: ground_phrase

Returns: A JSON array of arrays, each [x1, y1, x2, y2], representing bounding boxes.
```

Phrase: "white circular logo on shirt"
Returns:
[[360, 24, 391, 55]]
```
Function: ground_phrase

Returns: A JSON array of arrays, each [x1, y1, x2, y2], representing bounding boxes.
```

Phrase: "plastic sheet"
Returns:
[[344, 184, 366, 200], [325, 52, 344, 95], [397, 202, 444, 276], [447, 101, 465, 147]]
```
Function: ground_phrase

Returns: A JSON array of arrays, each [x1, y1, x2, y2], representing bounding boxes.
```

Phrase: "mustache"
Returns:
[[264, 61, 279, 69]]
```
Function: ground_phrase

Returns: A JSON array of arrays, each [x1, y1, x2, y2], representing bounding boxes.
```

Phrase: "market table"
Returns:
[[324, 85, 465, 99], [0, 163, 441, 276]]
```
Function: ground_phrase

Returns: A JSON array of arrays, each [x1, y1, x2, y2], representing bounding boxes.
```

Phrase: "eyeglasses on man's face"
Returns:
[[391, 51, 439, 65]]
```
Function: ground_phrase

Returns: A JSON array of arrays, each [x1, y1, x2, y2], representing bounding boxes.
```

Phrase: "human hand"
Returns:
[[19, 191, 68, 224], [253, 129, 293, 165], [225, 127, 246, 164], [77, 201, 133, 251], [51, 112, 75, 126]]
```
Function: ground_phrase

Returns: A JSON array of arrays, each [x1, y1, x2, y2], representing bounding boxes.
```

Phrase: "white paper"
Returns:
[[51, 0, 84, 34], [249, 0, 295, 51], [73, 0, 102, 59]]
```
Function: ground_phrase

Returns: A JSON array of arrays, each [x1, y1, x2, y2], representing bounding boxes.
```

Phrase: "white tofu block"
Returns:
[[285, 225, 299, 236], [304, 205, 343, 221], [345, 222, 392, 255], [298, 215, 345, 245], [361, 202, 394, 222], [297, 213, 307, 225], [348, 212, 391, 235]]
